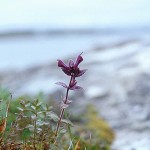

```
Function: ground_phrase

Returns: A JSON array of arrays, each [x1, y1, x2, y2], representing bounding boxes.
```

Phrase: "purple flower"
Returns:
[[55, 53, 87, 136], [57, 53, 87, 77]]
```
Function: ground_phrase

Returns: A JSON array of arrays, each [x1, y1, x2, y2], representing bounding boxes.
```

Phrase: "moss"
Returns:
[[86, 105, 115, 145], [74, 105, 115, 149]]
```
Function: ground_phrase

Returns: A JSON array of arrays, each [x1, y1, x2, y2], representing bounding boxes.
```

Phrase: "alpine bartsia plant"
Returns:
[[55, 53, 87, 137]]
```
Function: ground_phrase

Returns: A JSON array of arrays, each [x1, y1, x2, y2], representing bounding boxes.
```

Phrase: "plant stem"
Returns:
[[68, 125, 74, 149], [1, 93, 11, 141], [33, 111, 37, 149], [55, 76, 73, 138]]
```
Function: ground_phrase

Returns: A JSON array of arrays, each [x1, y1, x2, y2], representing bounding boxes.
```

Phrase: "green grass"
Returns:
[[0, 88, 113, 150]]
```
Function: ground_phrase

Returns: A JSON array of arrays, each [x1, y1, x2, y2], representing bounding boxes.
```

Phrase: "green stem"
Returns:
[[68, 125, 74, 149]]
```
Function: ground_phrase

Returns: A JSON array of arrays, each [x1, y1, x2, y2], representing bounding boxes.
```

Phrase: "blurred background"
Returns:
[[0, 0, 150, 149]]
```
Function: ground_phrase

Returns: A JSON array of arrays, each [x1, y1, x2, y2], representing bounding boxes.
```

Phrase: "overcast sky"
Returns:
[[0, 0, 149, 29]]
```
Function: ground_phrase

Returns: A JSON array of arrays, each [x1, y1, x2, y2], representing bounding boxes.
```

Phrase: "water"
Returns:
[[0, 34, 102, 70], [0, 29, 150, 71], [0, 33, 120, 70]]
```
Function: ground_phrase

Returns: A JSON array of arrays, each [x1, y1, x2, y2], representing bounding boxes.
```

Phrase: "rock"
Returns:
[[1, 40, 150, 149]]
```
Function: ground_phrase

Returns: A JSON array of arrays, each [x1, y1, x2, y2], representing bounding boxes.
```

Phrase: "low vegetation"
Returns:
[[0, 53, 114, 149]]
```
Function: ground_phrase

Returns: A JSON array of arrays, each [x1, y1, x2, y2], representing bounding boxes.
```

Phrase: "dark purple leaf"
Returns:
[[69, 78, 77, 89], [70, 85, 83, 90], [57, 59, 67, 68], [55, 82, 68, 88], [69, 60, 74, 67], [77, 69, 87, 77], [75, 53, 83, 67], [62, 68, 70, 76]]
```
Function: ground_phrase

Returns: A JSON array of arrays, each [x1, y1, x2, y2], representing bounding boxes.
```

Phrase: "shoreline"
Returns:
[[0, 27, 150, 39]]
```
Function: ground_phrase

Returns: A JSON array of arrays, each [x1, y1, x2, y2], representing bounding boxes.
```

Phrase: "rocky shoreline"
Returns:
[[0, 40, 150, 150]]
